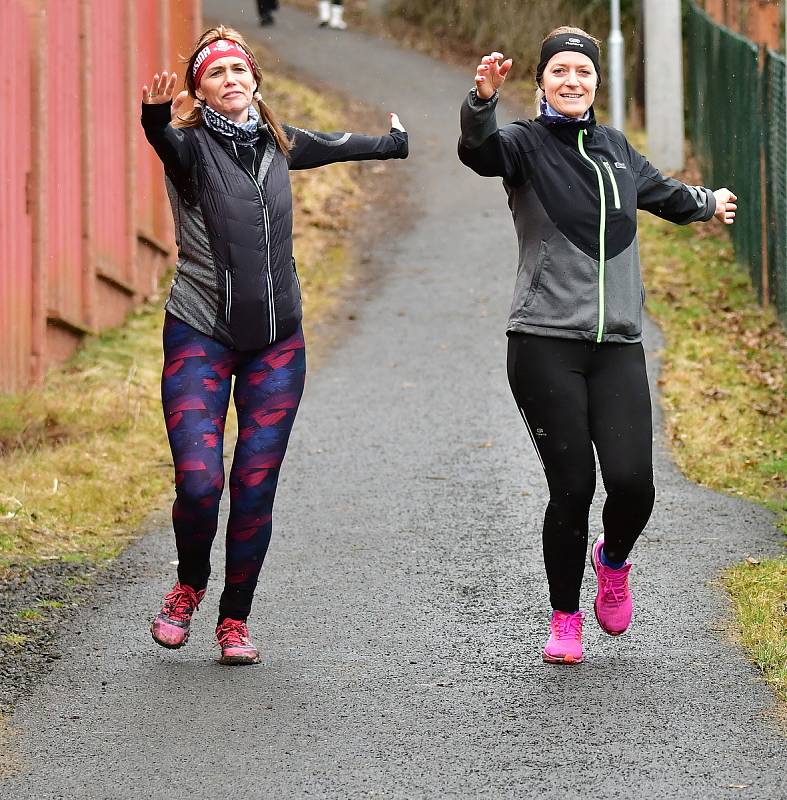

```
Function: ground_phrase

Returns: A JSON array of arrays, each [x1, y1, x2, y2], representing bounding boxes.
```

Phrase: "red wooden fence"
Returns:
[[0, 0, 202, 393]]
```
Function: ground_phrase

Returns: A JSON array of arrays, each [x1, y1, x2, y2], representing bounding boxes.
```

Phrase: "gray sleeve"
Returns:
[[459, 89, 501, 149], [457, 90, 529, 185], [626, 138, 717, 224]]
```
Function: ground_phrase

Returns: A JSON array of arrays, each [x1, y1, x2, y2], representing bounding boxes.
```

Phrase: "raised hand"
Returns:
[[474, 52, 513, 100], [713, 188, 737, 225], [171, 90, 189, 121], [142, 71, 178, 105], [389, 112, 405, 132]]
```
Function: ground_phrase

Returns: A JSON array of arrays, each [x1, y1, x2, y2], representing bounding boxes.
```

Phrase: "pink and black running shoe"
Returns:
[[216, 618, 260, 665], [591, 534, 633, 636], [150, 581, 206, 649], [542, 609, 584, 664]]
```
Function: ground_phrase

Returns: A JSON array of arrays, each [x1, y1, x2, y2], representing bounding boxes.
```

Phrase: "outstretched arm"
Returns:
[[458, 52, 527, 184], [286, 113, 408, 170], [625, 139, 724, 225], [140, 71, 198, 199]]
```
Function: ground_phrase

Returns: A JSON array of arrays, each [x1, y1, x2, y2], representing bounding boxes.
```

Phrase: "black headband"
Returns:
[[535, 34, 602, 88]]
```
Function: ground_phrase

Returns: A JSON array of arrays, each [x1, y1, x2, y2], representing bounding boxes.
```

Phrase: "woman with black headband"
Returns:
[[458, 27, 736, 664], [141, 26, 407, 665]]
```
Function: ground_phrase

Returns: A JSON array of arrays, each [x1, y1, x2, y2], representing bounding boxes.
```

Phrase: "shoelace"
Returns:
[[216, 619, 252, 648], [553, 613, 583, 640], [162, 584, 200, 622], [599, 566, 630, 606]]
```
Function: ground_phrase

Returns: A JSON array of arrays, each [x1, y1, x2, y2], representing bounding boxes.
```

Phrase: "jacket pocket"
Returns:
[[524, 240, 548, 308]]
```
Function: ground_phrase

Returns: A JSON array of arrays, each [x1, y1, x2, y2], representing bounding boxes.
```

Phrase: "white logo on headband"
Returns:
[[192, 45, 212, 75], [566, 37, 583, 46], [215, 40, 233, 52]]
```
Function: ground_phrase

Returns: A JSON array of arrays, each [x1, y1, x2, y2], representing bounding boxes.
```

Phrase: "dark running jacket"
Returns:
[[142, 102, 408, 350], [458, 91, 716, 344]]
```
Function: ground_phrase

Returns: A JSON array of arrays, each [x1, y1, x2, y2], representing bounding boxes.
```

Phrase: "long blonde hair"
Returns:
[[177, 25, 292, 156], [534, 26, 602, 116]]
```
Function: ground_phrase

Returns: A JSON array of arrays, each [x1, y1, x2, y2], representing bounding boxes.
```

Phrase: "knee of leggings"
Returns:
[[175, 470, 224, 509], [549, 481, 595, 512], [604, 471, 655, 502]]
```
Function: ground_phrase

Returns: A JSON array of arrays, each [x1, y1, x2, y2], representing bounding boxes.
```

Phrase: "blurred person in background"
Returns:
[[458, 26, 737, 666], [257, 0, 278, 27], [318, 0, 347, 30], [141, 25, 407, 665]]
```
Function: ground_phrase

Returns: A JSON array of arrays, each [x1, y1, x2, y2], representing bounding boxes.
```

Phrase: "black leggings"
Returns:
[[507, 333, 655, 613]]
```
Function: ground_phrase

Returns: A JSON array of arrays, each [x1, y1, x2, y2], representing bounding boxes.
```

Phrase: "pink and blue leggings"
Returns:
[[161, 312, 306, 622]]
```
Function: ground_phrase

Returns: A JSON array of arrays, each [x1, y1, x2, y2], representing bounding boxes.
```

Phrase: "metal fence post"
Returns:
[[608, 0, 625, 131], [644, 0, 684, 171]]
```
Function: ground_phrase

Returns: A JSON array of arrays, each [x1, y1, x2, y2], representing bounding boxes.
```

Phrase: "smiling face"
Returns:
[[541, 51, 596, 117], [196, 56, 257, 122]]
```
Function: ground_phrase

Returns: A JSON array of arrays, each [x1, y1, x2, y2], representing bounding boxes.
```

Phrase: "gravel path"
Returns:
[[1, 5, 784, 798]]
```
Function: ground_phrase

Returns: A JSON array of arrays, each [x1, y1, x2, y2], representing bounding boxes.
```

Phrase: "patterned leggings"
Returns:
[[161, 312, 306, 622]]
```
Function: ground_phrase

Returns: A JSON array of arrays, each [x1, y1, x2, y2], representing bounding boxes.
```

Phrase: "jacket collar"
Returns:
[[535, 105, 597, 141]]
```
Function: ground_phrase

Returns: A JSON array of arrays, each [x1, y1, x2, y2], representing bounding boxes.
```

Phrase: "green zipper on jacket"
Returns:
[[577, 128, 606, 343], [602, 160, 621, 209]]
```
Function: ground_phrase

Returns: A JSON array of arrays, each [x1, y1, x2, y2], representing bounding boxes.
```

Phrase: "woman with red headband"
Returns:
[[459, 27, 736, 665], [141, 26, 407, 665]]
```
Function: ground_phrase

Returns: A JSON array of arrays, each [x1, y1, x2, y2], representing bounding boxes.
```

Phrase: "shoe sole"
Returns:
[[542, 651, 583, 665], [219, 654, 260, 666], [591, 535, 629, 637]]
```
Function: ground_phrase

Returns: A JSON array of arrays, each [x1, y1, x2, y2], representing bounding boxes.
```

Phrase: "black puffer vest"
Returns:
[[194, 127, 300, 350]]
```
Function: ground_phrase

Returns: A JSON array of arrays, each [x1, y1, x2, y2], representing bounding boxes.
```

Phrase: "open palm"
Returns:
[[142, 70, 178, 104], [474, 52, 513, 100], [142, 70, 189, 120]]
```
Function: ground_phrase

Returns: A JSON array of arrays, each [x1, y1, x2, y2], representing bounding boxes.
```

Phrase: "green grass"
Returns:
[[0, 300, 172, 564], [15, 610, 42, 621], [0, 635, 28, 649], [723, 558, 787, 702], [36, 600, 66, 610]]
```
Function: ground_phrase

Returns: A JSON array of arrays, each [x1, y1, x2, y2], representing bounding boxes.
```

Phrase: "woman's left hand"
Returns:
[[713, 188, 737, 225], [170, 90, 189, 122], [389, 112, 405, 132]]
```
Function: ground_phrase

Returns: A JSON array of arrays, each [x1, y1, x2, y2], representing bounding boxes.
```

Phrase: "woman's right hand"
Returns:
[[474, 52, 513, 100], [142, 71, 178, 105]]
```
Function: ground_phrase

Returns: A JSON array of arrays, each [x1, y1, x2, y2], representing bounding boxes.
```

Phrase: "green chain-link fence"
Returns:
[[764, 49, 787, 323], [686, 2, 787, 325]]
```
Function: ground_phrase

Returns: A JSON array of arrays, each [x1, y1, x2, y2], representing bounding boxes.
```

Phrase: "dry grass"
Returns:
[[638, 213, 786, 530], [0, 60, 371, 565]]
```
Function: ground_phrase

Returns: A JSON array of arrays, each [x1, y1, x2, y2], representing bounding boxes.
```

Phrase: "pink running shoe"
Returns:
[[216, 618, 260, 665], [151, 581, 206, 649], [542, 610, 584, 664], [591, 534, 633, 636]]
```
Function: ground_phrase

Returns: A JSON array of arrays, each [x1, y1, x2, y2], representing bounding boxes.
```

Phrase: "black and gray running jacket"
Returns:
[[458, 91, 716, 343], [142, 102, 408, 350]]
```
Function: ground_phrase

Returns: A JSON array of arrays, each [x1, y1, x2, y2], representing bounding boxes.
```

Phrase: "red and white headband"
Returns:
[[193, 39, 254, 87]]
